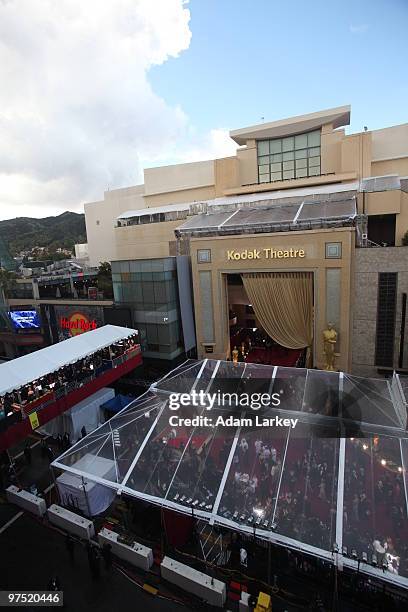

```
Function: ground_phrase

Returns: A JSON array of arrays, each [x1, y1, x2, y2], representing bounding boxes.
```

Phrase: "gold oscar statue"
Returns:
[[323, 323, 337, 371], [232, 346, 239, 364]]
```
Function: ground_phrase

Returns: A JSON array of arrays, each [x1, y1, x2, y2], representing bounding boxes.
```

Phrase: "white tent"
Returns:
[[56, 453, 117, 516], [39, 387, 115, 440], [0, 324, 136, 396]]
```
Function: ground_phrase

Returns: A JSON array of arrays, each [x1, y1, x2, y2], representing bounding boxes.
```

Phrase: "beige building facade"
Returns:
[[84, 106, 408, 373]]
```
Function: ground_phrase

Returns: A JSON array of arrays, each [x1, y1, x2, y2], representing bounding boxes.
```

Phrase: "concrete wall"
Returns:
[[352, 247, 408, 377], [143, 185, 215, 207], [144, 160, 214, 196], [371, 124, 408, 162], [85, 185, 145, 266], [113, 220, 181, 261]]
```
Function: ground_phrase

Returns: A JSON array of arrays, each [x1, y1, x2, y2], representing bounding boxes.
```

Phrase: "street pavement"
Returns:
[[0, 435, 195, 612]]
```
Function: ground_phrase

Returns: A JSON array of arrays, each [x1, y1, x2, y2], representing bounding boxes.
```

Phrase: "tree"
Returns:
[[97, 262, 113, 298], [0, 269, 17, 301]]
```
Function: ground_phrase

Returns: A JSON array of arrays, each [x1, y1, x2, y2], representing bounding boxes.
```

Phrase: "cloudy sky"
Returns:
[[0, 0, 407, 221]]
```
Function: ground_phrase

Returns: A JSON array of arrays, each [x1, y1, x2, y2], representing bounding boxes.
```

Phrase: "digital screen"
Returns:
[[8, 310, 41, 329]]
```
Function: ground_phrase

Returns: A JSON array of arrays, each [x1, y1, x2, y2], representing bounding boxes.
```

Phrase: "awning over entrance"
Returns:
[[176, 197, 357, 236]]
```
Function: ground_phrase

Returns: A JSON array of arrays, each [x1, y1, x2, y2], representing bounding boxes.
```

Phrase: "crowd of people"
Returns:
[[343, 438, 408, 577], [0, 334, 139, 422], [219, 427, 338, 552]]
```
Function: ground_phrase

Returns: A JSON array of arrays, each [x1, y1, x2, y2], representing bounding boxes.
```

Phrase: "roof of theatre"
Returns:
[[52, 359, 408, 588], [176, 197, 357, 236], [0, 325, 137, 396], [116, 173, 405, 229]]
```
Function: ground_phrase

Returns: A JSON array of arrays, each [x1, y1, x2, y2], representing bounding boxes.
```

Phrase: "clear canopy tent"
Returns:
[[52, 359, 408, 588]]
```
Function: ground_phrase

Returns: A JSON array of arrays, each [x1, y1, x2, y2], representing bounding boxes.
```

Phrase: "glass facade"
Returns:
[[257, 130, 321, 183], [111, 258, 183, 360]]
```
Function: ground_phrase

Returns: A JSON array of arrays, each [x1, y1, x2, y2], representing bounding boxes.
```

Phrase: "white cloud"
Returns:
[[349, 23, 369, 34], [0, 0, 197, 220], [141, 128, 238, 168]]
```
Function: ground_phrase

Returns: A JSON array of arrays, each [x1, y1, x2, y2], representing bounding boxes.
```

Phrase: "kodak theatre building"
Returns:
[[84, 106, 408, 375]]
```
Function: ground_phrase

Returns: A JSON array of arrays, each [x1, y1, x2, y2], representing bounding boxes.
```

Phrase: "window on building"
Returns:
[[375, 272, 397, 367], [367, 214, 396, 247], [257, 130, 321, 184]]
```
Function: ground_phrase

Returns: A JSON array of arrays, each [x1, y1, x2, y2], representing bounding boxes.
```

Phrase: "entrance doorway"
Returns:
[[227, 273, 313, 367]]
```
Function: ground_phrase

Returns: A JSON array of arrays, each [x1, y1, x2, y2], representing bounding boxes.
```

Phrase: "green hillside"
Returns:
[[0, 211, 86, 256]]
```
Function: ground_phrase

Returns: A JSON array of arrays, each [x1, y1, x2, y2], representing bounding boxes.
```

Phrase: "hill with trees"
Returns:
[[0, 211, 86, 256]]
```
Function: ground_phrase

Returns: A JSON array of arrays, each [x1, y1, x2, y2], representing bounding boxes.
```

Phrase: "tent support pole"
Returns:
[[51, 465, 59, 505], [82, 476, 92, 517]]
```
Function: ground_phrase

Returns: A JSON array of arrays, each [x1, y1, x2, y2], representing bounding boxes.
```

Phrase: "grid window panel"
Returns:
[[270, 140, 282, 153], [257, 130, 321, 184], [375, 273, 397, 367], [282, 136, 294, 151], [296, 168, 308, 178], [308, 131, 320, 147], [295, 149, 307, 160], [308, 155, 320, 167], [295, 134, 308, 149], [309, 147, 321, 157], [257, 141, 269, 155]]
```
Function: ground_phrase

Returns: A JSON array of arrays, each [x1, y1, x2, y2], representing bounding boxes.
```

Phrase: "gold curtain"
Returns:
[[241, 272, 313, 350]]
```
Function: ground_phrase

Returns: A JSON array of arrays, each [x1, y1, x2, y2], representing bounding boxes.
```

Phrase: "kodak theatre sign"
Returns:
[[227, 248, 305, 261]]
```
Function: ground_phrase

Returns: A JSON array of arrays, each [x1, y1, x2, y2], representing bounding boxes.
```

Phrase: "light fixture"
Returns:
[[398, 467, 403, 473], [351, 549, 358, 560], [371, 554, 377, 567], [381, 459, 386, 466], [342, 546, 348, 557], [362, 443, 368, 450], [362, 552, 368, 563]]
